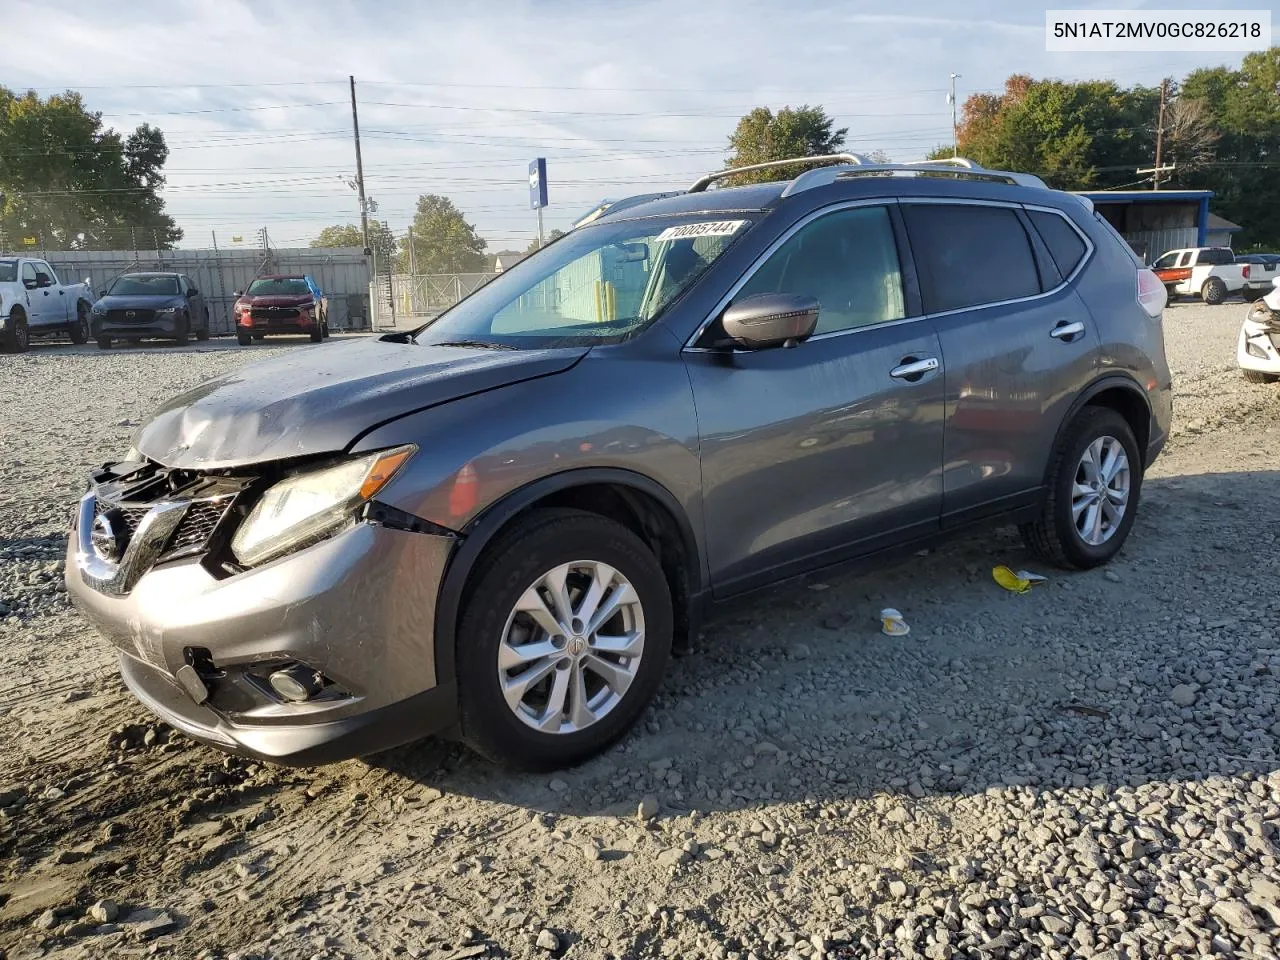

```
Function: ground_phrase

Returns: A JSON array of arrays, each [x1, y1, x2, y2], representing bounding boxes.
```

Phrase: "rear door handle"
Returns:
[[1050, 320, 1085, 341], [889, 356, 939, 381]]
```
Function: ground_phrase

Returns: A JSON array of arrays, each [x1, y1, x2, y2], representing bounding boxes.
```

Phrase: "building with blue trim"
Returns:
[[1075, 189, 1214, 264]]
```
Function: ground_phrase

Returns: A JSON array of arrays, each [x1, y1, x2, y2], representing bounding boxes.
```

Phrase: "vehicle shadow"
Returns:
[[369, 468, 1280, 816]]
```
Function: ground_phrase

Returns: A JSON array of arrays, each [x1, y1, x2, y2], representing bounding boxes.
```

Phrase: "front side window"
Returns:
[[21, 263, 38, 288], [248, 277, 310, 296], [732, 205, 906, 335], [903, 204, 1040, 313], [33, 264, 54, 286], [416, 215, 756, 348], [1152, 252, 1179, 270]]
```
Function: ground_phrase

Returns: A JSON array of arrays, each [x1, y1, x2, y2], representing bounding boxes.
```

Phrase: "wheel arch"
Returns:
[[432, 468, 705, 688], [1045, 375, 1153, 482]]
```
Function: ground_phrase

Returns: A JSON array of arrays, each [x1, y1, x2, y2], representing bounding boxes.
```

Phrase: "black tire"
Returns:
[[69, 304, 89, 344], [195, 314, 210, 342], [1201, 277, 1227, 305], [1243, 369, 1280, 384], [456, 508, 673, 770], [322, 320, 331, 339], [252, 333, 265, 342], [236, 332, 252, 346], [173, 313, 189, 346], [1020, 407, 1143, 570], [310, 325, 323, 343], [96, 336, 112, 350], [2, 310, 29, 353]]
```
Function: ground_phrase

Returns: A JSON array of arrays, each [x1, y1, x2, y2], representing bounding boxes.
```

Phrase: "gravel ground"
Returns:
[[1, 306, 1278, 960]]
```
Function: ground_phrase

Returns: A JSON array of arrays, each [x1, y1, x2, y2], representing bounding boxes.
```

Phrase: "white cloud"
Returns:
[[3, 0, 1250, 249]]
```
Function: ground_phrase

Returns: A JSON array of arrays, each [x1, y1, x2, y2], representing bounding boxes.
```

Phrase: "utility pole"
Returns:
[[1153, 78, 1168, 190], [349, 76, 370, 255], [407, 224, 417, 276], [948, 73, 962, 158]]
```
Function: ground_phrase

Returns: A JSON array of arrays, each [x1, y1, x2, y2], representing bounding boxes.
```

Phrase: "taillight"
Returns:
[[1242, 264, 1251, 279], [1137, 269, 1166, 319]]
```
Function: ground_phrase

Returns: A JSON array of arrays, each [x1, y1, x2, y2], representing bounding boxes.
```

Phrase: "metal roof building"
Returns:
[[1076, 189, 1213, 264]]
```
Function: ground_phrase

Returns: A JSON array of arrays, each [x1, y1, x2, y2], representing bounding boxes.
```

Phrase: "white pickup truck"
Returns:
[[1152, 246, 1275, 304], [0, 256, 95, 353]]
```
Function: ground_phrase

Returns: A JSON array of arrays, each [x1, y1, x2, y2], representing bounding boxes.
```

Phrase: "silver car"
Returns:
[[66, 155, 1173, 769]]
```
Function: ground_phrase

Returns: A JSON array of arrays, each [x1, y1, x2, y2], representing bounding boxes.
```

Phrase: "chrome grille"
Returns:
[[169, 499, 233, 551]]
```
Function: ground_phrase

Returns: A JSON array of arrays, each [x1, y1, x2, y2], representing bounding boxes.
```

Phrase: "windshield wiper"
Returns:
[[432, 339, 519, 351]]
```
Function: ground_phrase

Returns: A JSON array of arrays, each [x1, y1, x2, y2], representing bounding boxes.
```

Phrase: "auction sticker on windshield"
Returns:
[[655, 220, 748, 242]]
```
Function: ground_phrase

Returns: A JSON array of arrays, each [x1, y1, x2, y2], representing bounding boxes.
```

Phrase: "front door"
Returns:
[[685, 203, 946, 597], [899, 201, 1100, 524], [20, 262, 46, 325]]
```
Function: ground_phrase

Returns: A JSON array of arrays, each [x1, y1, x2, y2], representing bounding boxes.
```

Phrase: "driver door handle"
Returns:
[[1050, 320, 1085, 341], [889, 356, 939, 381]]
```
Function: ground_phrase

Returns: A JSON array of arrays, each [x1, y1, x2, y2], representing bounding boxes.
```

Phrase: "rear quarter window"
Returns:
[[902, 204, 1041, 313], [1197, 248, 1234, 265], [1028, 210, 1087, 278]]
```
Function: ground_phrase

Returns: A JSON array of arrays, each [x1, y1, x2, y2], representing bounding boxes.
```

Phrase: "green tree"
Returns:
[[724, 106, 848, 185], [400, 194, 486, 273], [311, 221, 396, 262], [524, 228, 565, 255], [0, 87, 180, 249], [1180, 48, 1280, 250]]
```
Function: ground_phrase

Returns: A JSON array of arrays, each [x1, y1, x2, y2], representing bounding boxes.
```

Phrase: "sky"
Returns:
[[1, 0, 1261, 253]]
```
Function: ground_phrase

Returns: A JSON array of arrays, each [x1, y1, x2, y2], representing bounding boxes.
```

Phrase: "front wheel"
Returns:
[[69, 304, 89, 344], [1202, 277, 1227, 305], [195, 314, 210, 342], [2, 311, 29, 353], [1020, 407, 1143, 570], [236, 331, 252, 346], [173, 312, 189, 346], [96, 336, 112, 350], [456, 508, 673, 770], [1243, 369, 1280, 384], [310, 325, 323, 343]]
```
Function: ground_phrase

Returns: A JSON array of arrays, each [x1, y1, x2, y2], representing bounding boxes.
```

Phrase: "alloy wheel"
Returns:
[[1072, 435, 1130, 546], [498, 560, 645, 734]]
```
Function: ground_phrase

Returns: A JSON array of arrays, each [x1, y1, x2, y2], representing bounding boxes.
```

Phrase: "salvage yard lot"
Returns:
[[1, 305, 1278, 960]]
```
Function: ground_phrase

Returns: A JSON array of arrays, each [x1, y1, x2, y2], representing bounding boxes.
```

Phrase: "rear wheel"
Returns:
[[69, 303, 89, 344], [1020, 407, 1143, 570], [96, 336, 112, 350], [1243, 369, 1280, 384], [1201, 277, 1227, 305], [2, 310, 29, 353], [173, 312, 189, 346], [236, 331, 252, 346], [195, 310, 210, 341], [456, 509, 672, 770]]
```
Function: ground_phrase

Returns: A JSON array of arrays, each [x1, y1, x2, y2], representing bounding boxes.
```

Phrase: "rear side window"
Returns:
[[902, 204, 1040, 313], [1028, 210, 1087, 278]]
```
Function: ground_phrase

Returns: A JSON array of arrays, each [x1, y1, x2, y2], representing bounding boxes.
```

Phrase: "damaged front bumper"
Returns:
[[66, 475, 461, 765], [1238, 301, 1280, 375]]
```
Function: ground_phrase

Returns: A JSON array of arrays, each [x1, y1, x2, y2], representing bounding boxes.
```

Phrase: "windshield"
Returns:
[[248, 277, 310, 296], [414, 215, 756, 348], [0, 261, 15, 283], [108, 275, 179, 296]]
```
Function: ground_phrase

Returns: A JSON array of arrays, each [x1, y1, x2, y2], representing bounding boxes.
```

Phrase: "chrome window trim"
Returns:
[[682, 196, 1095, 353]]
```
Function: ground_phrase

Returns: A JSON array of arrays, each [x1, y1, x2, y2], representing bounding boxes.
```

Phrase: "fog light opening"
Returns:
[[268, 664, 324, 703]]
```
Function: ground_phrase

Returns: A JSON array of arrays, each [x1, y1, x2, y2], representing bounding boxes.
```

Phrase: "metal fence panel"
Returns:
[[35, 247, 371, 335]]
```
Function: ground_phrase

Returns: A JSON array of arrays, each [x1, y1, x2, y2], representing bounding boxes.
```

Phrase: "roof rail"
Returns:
[[687, 154, 873, 193], [573, 191, 683, 228], [780, 157, 1047, 196]]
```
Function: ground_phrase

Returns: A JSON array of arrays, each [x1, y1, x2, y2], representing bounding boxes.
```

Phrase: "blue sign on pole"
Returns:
[[528, 158, 548, 210]]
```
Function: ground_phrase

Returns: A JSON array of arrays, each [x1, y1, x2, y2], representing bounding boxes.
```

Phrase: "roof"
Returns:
[[1077, 189, 1212, 203], [120, 271, 181, 277], [493, 252, 528, 270], [1206, 212, 1242, 232], [592, 181, 788, 223]]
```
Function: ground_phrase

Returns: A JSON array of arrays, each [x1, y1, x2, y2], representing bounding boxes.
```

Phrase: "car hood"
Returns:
[[97, 295, 186, 310], [135, 338, 588, 469], [238, 294, 313, 307]]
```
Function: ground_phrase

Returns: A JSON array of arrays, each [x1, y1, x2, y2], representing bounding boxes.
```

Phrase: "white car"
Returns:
[[1153, 247, 1273, 304], [1238, 278, 1280, 383], [0, 256, 95, 353]]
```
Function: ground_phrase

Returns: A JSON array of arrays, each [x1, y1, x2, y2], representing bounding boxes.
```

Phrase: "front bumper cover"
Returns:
[[67, 510, 461, 764]]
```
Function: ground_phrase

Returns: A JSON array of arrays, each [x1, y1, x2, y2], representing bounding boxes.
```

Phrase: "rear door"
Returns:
[[685, 202, 947, 596], [900, 200, 1099, 525]]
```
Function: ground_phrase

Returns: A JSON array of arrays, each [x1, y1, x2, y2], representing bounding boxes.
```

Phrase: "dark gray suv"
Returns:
[[65, 155, 1173, 770]]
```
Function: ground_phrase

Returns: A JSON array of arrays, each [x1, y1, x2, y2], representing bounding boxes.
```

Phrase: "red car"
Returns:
[[233, 274, 330, 345]]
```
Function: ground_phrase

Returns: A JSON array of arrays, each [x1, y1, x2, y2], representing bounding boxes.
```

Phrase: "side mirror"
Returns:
[[720, 293, 819, 350], [233, 290, 243, 297], [187, 288, 199, 297], [36, 276, 52, 289], [613, 242, 649, 263]]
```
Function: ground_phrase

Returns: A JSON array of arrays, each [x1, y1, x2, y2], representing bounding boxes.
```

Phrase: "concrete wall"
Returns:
[[29, 247, 372, 336]]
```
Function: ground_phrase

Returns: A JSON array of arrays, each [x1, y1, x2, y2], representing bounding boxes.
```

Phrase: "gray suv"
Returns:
[[65, 155, 1173, 770]]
